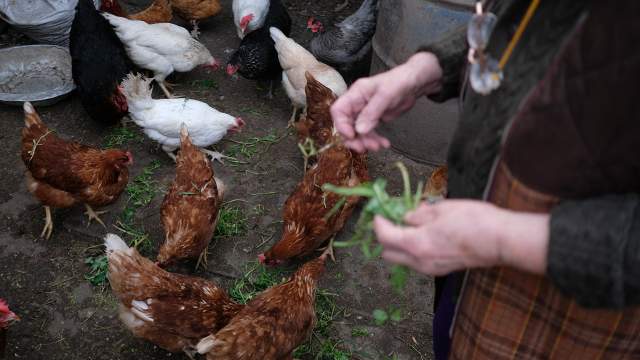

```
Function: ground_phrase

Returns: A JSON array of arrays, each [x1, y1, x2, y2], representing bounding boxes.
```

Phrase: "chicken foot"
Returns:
[[183, 346, 197, 360], [200, 148, 229, 164], [40, 206, 54, 240], [287, 105, 301, 128], [84, 204, 107, 228], [158, 81, 175, 99], [317, 237, 336, 262], [195, 247, 208, 271], [190, 20, 200, 39]]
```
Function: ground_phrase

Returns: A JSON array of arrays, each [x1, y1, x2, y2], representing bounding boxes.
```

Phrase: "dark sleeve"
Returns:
[[417, 24, 468, 103], [548, 194, 640, 309]]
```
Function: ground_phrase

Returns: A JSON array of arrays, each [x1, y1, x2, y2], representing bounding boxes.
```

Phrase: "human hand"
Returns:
[[373, 200, 550, 276], [331, 52, 443, 153]]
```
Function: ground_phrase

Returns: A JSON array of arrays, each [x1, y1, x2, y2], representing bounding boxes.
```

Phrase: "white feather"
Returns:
[[196, 334, 217, 354], [120, 74, 238, 151], [233, 0, 270, 38], [102, 13, 215, 82], [270, 27, 347, 109], [104, 233, 129, 255]]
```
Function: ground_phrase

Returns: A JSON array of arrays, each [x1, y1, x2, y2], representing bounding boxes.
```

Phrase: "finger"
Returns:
[[366, 130, 391, 148], [331, 91, 368, 139], [355, 91, 390, 134], [360, 134, 381, 152], [404, 203, 437, 226], [344, 138, 367, 153], [382, 249, 420, 269], [374, 216, 422, 250]]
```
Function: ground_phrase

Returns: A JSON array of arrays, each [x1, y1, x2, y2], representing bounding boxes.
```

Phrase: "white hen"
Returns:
[[103, 13, 219, 98], [121, 73, 244, 162], [270, 27, 347, 124], [232, 0, 270, 39]]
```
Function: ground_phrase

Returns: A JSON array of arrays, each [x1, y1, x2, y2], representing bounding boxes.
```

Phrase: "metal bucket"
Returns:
[[371, 0, 473, 165]]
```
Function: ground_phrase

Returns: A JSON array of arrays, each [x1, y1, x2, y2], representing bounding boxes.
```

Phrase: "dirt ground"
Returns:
[[0, 1, 437, 359]]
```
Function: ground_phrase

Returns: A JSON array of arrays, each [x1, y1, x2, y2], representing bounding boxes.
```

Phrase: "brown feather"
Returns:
[[20, 103, 130, 209], [171, 0, 221, 21], [158, 128, 222, 266], [200, 255, 327, 359], [263, 141, 369, 263], [108, 243, 243, 353]]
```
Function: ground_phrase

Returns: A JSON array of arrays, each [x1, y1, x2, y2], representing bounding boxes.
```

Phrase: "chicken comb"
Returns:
[[0, 299, 10, 314]]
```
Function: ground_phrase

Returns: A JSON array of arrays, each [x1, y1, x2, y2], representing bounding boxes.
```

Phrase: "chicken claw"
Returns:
[[158, 81, 175, 99], [317, 237, 336, 262], [84, 204, 107, 228], [195, 247, 208, 271], [190, 20, 200, 39], [183, 345, 197, 360], [40, 206, 54, 240], [287, 106, 299, 128], [200, 149, 228, 164]]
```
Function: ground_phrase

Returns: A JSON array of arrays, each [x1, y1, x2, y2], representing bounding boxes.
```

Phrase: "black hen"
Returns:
[[308, 0, 378, 80], [226, 0, 291, 97], [70, 0, 135, 125]]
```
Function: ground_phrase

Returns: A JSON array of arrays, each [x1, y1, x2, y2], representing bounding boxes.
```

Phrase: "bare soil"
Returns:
[[0, 1, 436, 359]]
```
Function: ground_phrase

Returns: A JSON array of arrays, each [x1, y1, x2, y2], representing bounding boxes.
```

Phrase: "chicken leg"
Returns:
[[84, 204, 107, 228], [158, 81, 175, 99], [200, 148, 228, 164], [195, 247, 208, 271], [40, 206, 54, 240], [190, 20, 200, 39], [162, 145, 178, 162], [287, 106, 299, 128], [317, 237, 336, 262]]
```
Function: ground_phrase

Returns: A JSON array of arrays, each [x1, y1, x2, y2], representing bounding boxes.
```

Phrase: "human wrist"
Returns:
[[405, 52, 443, 96], [495, 208, 550, 274]]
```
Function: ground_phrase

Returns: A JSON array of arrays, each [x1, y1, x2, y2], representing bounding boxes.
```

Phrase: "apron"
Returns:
[[449, 161, 640, 359]]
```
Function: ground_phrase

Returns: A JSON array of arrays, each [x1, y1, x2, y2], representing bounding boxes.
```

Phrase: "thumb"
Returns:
[[354, 91, 391, 134]]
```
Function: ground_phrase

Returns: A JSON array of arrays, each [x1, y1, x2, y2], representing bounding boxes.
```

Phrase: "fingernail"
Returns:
[[355, 122, 370, 134]]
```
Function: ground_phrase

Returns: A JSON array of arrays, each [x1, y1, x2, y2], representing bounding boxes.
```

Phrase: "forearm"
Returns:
[[404, 52, 444, 97], [495, 208, 549, 275]]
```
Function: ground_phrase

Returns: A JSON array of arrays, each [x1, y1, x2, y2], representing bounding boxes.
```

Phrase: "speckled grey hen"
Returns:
[[308, 0, 378, 74]]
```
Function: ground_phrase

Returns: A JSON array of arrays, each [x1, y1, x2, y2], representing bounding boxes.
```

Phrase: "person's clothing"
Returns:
[[422, 0, 640, 309], [419, 0, 640, 358], [451, 161, 640, 359]]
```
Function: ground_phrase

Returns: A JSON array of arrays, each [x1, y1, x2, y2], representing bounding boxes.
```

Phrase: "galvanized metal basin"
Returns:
[[372, 0, 472, 165], [0, 45, 75, 106]]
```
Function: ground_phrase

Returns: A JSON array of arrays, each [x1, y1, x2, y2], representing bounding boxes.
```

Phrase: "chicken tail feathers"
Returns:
[[196, 334, 217, 354], [23, 102, 43, 128], [120, 73, 154, 108], [104, 233, 130, 255], [269, 26, 286, 44], [179, 123, 192, 146]]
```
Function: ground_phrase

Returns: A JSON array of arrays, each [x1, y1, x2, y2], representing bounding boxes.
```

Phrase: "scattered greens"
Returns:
[[215, 205, 248, 237], [323, 162, 423, 323], [84, 161, 161, 286], [103, 126, 142, 148], [229, 262, 348, 358], [84, 255, 109, 286], [191, 79, 219, 89]]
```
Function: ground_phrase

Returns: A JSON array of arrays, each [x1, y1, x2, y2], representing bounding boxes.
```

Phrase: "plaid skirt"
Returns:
[[449, 162, 640, 359]]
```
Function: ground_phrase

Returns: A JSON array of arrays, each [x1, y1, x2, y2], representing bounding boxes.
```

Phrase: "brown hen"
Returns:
[[196, 251, 329, 359], [100, 0, 173, 23], [259, 138, 369, 266], [295, 71, 336, 147], [423, 165, 448, 202], [21, 102, 132, 239], [105, 233, 243, 359], [171, 0, 222, 38], [158, 125, 223, 268]]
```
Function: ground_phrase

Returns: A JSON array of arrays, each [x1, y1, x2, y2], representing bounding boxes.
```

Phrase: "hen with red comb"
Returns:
[[0, 299, 19, 357]]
